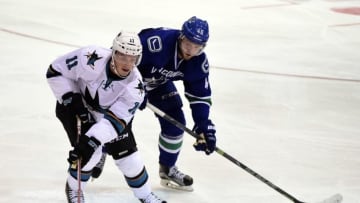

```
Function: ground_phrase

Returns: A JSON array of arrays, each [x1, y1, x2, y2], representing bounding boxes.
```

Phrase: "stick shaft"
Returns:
[[146, 102, 304, 203], [76, 117, 82, 203]]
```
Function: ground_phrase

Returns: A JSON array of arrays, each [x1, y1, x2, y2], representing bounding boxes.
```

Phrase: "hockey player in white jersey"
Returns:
[[46, 31, 166, 203]]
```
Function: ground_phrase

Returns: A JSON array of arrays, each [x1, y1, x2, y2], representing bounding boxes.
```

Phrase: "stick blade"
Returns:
[[316, 194, 343, 203]]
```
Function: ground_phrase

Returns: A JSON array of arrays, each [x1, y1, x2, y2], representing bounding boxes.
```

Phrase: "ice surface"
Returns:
[[1, 0, 359, 202]]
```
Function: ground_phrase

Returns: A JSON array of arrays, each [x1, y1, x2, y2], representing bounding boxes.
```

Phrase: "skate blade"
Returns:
[[160, 179, 194, 192]]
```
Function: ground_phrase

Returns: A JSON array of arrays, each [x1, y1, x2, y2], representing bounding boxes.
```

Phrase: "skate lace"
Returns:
[[169, 166, 185, 180], [142, 192, 163, 203]]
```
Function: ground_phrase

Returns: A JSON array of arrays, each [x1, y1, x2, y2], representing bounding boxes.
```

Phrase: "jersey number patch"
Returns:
[[128, 102, 140, 115], [65, 55, 78, 70]]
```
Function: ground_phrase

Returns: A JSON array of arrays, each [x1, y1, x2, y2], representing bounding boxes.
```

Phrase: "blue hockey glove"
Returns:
[[193, 119, 216, 155]]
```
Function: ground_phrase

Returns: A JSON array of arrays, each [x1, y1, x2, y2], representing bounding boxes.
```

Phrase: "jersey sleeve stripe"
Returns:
[[46, 65, 62, 78], [104, 110, 126, 134]]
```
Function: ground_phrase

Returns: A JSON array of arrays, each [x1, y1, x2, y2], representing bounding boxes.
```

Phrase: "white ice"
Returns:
[[1, 0, 360, 202]]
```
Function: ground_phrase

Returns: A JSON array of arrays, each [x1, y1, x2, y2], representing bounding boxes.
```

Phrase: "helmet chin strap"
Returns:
[[111, 55, 121, 77], [111, 54, 129, 78]]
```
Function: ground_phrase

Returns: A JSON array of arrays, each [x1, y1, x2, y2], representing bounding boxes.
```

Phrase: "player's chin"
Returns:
[[119, 68, 130, 76], [183, 54, 194, 60]]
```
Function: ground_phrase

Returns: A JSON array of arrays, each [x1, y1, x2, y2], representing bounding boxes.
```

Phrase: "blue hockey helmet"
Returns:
[[181, 16, 209, 45]]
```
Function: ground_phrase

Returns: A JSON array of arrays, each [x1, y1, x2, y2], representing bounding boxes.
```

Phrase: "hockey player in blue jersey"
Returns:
[[137, 16, 217, 191], [46, 31, 166, 203]]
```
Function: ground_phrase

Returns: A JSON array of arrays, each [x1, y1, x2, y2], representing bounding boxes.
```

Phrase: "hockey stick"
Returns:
[[146, 102, 342, 203], [76, 116, 82, 203]]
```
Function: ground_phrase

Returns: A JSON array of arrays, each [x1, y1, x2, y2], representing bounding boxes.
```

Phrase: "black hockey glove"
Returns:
[[193, 119, 216, 155], [62, 92, 95, 134], [68, 135, 101, 168]]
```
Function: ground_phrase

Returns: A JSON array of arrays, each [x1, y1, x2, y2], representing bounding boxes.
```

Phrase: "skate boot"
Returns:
[[159, 164, 193, 191], [65, 181, 85, 203], [91, 152, 106, 179], [139, 192, 167, 203]]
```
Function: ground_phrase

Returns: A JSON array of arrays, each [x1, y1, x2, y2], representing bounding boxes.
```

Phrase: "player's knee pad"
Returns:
[[148, 82, 183, 111], [105, 131, 137, 160], [159, 107, 185, 135], [105, 119, 138, 159], [159, 91, 182, 110]]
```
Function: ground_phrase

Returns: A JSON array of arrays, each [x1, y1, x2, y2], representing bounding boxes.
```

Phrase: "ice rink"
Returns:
[[1, 0, 360, 202]]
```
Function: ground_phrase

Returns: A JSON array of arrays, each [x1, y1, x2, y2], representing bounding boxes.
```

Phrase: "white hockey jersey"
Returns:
[[47, 45, 145, 143]]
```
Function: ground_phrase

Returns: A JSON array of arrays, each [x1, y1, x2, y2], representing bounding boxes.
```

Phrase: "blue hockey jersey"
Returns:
[[138, 27, 212, 124]]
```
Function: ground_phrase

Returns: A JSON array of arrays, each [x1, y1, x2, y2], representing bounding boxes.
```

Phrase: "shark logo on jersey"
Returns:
[[84, 87, 101, 111], [85, 50, 102, 69]]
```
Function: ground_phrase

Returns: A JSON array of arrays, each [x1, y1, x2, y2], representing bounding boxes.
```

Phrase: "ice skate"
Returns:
[[65, 181, 85, 203], [91, 152, 106, 180], [139, 192, 167, 203], [159, 164, 193, 191]]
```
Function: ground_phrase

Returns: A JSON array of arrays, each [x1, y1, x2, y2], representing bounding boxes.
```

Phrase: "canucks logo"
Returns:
[[201, 57, 209, 73], [85, 50, 102, 69]]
